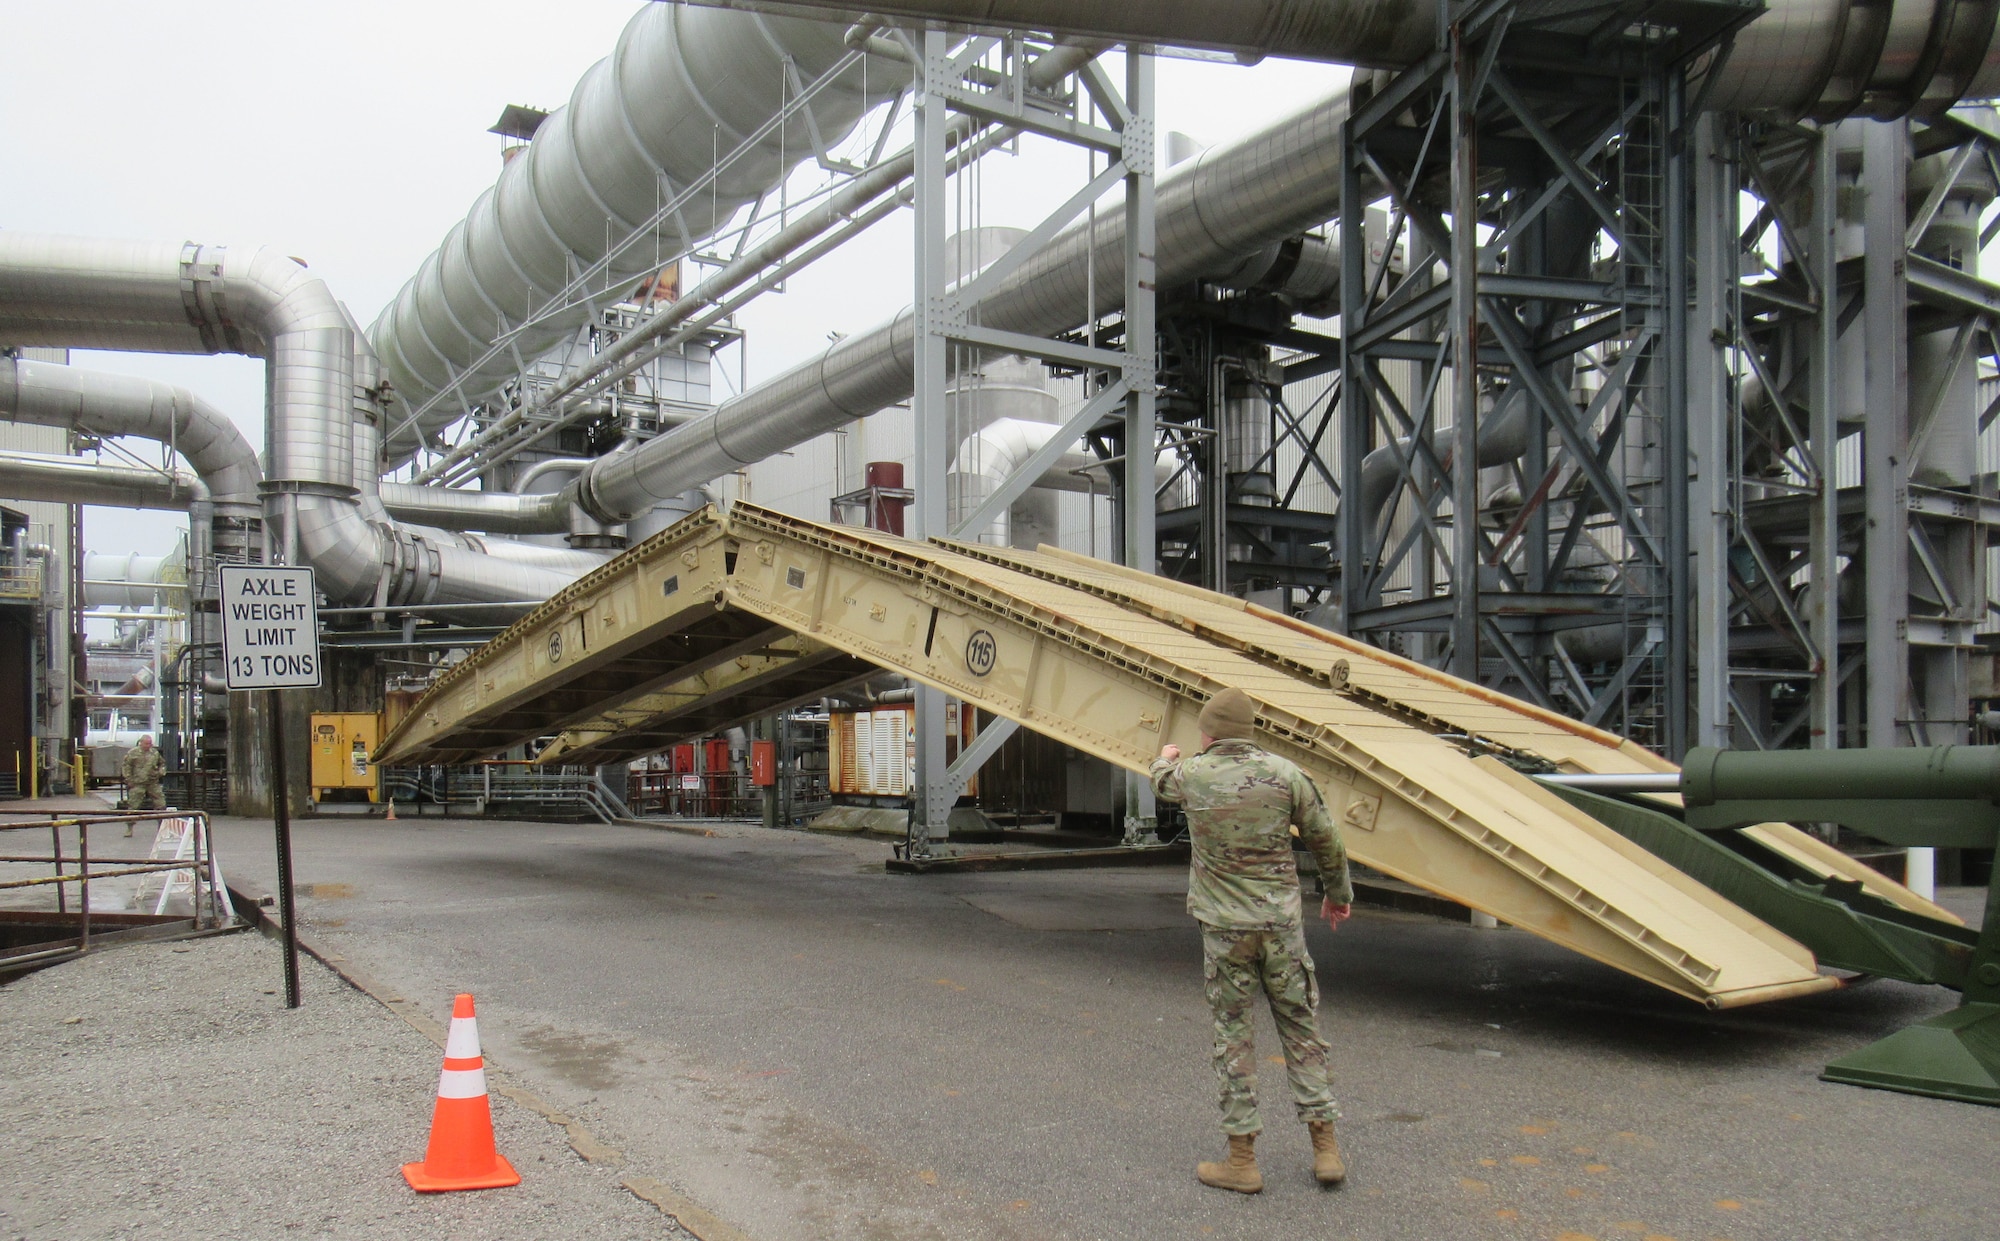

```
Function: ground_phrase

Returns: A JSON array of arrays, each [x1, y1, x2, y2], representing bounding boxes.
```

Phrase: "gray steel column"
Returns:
[[1337, 115, 1367, 635], [1448, 20, 1480, 681], [1121, 47, 1159, 839], [1689, 114, 1732, 748], [1862, 120, 1911, 748], [910, 28, 954, 849], [1808, 123, 1840, 750], [1661, 70, 1691, 760]]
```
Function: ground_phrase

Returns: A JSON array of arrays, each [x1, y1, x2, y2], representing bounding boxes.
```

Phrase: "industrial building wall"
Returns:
[[0, 346, 75, 769]]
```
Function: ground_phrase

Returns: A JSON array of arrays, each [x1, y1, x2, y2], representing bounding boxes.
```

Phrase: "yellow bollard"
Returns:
[[28, 738, 38, 801], [73, 751, 85, 796]]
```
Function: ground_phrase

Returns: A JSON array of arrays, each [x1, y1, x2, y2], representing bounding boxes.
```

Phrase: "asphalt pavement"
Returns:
[[211, 813, 1998, 1241]]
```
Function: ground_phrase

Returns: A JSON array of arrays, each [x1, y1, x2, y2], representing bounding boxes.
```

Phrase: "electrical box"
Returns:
[[311, 712, 382, 802], [750, 739, 776, 787]]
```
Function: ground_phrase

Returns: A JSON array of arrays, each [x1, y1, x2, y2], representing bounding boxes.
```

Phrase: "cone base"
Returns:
[[401, 1154, 521, 1193]]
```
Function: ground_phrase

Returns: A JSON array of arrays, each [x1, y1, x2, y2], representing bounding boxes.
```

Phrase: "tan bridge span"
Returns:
[[378, 503, 1943, 1009]]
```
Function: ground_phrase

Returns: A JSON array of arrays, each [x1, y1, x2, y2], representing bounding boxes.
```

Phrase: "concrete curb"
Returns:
[[225, 880, 756, 1241]]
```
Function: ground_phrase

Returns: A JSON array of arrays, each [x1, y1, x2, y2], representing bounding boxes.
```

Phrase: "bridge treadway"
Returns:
[[379, 505, 1952, 1007]]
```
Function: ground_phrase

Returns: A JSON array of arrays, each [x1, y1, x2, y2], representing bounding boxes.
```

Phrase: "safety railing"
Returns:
[[379, 763, 631, 823], [0, 562, 42, 599], [626, 769, 830, 823], [628, 769, 764, 820], [0, 810, 233, 971]]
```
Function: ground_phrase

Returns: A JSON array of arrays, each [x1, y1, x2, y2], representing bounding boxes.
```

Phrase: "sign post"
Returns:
[[218, 563, 321, 1010]]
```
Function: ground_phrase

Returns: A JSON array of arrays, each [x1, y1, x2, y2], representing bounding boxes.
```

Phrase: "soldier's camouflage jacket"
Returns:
[[122, 745, 166, 785], [1150, 738, 1352, 929]]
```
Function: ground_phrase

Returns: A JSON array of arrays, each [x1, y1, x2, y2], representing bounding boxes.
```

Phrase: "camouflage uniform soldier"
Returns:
[[122, 735, 167, 837], [1150, 686, 1353, 1192]]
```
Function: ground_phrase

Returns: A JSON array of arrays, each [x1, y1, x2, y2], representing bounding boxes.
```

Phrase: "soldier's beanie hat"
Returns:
[[1198, 687, 1257, 740]]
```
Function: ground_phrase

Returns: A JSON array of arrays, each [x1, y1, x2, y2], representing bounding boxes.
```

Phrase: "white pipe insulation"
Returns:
[[687, 0, 2000, 118], [0, 448, 204, 511], [0, 355, 260, 514], [949, 417, 1176, 546], [0, 234, 576, 606], [571, 78, 1359, 523], [367, 2, 912, 464]]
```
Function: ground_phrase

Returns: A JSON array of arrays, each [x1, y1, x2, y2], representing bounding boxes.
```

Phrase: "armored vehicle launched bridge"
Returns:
[[378, 504, 1960, 1011]]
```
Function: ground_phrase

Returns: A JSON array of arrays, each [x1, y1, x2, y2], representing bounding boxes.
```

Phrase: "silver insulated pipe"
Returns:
[[367, 2, 911, 464], [569, 0, 2000, 521], [685, 0, 2000, 118], [0, 233, 581, 606], [0, 355, 262, 514], [0, 448, 204, 511], [575, 79, 1359, 522]]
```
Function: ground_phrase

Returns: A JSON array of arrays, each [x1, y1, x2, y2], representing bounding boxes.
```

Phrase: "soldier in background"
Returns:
[[1150, 686, 1353, 1193], [121, 735, 167, 836]]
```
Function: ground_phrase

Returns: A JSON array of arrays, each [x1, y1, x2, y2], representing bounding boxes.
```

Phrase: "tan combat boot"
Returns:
[[1196, 1133, 1263, 1194], [1307, 1120, 1345, 1185]]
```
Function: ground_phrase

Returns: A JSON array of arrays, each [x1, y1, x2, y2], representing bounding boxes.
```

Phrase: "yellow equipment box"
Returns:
[[311, 712, 382, 802]]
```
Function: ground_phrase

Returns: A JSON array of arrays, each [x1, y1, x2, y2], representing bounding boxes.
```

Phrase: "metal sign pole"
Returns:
[[217, 562, 320, 1012], [269, 687, 300, 1009]]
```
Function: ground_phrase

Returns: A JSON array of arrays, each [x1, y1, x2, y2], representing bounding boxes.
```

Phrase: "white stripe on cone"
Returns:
[[445, 1016, 481, 1060], [437, 1066, 489, 1099]]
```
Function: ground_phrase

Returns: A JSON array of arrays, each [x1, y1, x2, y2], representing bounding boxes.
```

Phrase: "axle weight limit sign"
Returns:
[[219, 564, 322, 690]]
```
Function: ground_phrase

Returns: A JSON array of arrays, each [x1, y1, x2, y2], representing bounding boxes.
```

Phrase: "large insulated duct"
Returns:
[[367, 2, 910, 463], [377, 482, 572, 535], [83, 550, 183, 608], [691, 0, 2000, 118], [0, 356, 261, 511], [0, 233, 579, 606], [0, 448, 203, 511], [574, 76, 1357, 521]]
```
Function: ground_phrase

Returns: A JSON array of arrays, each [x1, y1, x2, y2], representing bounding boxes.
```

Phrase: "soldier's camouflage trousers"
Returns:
[[129, 780, 165, 810], [1201, 921, 1338, 1135]]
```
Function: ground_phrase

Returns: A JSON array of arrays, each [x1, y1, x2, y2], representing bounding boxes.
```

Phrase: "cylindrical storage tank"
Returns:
[[864, 460, 907, 536]]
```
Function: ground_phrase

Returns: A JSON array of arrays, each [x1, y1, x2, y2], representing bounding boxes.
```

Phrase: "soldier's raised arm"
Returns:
[[1291, 767, 1352, 907], [1149, 744, 1186, 804]]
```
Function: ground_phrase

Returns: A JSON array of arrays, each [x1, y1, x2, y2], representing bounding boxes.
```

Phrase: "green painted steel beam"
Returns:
[[1543, 783, 1977, 988]]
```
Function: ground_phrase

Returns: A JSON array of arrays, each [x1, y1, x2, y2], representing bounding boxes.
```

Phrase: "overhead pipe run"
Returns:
[[685, 0, 2000, 118], [0, 352, 264, 565], [572, 71, 1359, 523], [0, 448, 204, 511], [0, 356, 261, 511], [367, 2, 913, 464], [412, 39, 1103, 489], [0, 233, 584, 606], [376, 482, 571, 536]]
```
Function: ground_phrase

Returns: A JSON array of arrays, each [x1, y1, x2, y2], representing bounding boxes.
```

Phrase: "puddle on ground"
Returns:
[[516, 1024, 631, 1092]]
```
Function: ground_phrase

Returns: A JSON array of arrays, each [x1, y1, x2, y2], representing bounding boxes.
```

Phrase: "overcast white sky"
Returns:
[[0, 1, 1350, 557]]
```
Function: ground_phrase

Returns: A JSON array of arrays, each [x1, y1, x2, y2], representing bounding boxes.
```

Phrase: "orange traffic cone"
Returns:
[[402, 994, 520, 1192], [385, 797, 397, 821]]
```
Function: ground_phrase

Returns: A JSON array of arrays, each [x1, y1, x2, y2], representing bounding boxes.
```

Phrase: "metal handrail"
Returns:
[[0, 810, 231, 965]]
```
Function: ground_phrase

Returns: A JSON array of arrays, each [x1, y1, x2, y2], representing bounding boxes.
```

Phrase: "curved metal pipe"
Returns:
[[686, 0, 2000, 117], [576, 80, 1361, 521], [376, 482, 571, 535], [0, 356, 260, 513], [0, 448, 204, 511], [0, 233, 591, 606], [367, 2, 912, 462]]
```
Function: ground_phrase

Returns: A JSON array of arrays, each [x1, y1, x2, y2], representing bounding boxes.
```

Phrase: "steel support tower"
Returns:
[[905, 34, 1157, 850]]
